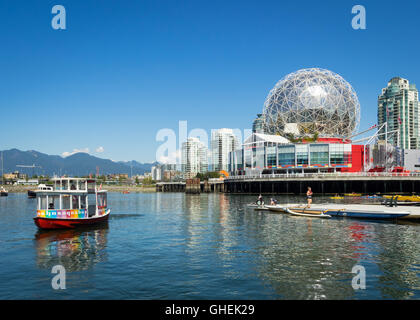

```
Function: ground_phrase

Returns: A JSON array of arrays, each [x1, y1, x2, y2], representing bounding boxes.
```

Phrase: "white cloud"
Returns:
[[158, 149, 181, 164], [96, 146, 105, 153], [62, 148, 90, 158]]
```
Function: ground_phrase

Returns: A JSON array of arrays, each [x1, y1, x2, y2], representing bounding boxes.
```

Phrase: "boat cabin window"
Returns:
[[78, 180, 86, 191], [62, 194, 70, 209], [38, 195, 59, 210], [61, 180, 68, 190], [49, 195, 60, 209], [72, 195, 79, 209], [39, 195, 47, 210], [70, 181, 77, 190], [80, 195, 86, 209]]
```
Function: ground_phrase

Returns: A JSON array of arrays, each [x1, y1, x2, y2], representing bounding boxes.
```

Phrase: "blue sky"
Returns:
[[1, 0, 420, 162]]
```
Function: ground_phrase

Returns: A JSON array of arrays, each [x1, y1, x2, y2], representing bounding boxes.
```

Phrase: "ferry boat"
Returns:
[[33, 178, 110, 230]]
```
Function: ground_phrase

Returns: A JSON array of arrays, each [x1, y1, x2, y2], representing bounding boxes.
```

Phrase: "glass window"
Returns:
[[72, 195, 79, 209], [255, 147, 265, 169], [39, 195, 47, 209], [62, 194, 71, 209], [267, 146, 277, 167], [278, 145, 295, 166], [244, 147, 252, 169], [80, 195, 87, 209], [296, 145, 308, 165], [310, 144, 329, 165]]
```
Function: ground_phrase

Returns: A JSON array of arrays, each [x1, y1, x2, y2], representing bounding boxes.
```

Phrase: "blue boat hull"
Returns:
[[326, 210, 409, 220]]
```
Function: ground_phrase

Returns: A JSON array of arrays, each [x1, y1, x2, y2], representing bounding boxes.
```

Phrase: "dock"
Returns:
[[156, 179, 225, 193], [157, 172, 420, 195]]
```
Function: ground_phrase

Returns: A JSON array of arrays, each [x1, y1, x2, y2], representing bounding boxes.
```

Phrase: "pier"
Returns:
[[224, 172, 420, 195], [156, 179, 225, 193], [157, 172, 420, 195]]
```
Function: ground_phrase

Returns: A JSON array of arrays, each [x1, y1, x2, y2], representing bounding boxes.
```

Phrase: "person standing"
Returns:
[[306, 187, 313, 208]]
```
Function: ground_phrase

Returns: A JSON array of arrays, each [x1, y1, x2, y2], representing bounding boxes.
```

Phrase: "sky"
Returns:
[[1, 0, 420, 163]]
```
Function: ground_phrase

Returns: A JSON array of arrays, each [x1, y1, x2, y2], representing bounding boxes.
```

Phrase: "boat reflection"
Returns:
[[34, 224, 109, 272]]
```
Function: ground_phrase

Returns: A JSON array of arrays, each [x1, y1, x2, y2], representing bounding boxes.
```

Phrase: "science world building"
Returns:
[[229, 68, 366, 175]]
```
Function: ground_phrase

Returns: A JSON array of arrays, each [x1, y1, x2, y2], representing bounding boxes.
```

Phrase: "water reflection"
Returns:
[[34, 224, 109, 272], [238, 195, 420, 299]]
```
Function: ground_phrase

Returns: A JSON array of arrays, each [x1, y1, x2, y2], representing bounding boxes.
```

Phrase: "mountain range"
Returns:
[[0, 149, 157, 177]]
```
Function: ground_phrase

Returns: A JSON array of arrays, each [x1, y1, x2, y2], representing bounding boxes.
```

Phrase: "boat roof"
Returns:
[[51, 177, 96, 182], [36, 189, 108, 194]]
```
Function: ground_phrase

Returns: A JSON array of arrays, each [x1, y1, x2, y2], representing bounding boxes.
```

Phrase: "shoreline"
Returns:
[[0, 184, 157, 193]]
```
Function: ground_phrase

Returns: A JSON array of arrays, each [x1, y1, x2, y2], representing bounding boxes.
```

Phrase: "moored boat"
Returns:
[[28, 184, 53, 199], [0, 186, 8, 197], [33, 177, 110, 230], [28, 190, 36, 198], [268, 204, 413, 220], [286, 207, 331, 219]]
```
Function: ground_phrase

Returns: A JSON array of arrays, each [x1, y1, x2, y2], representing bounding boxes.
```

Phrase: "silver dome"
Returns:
[[263, 68, 361, 138]]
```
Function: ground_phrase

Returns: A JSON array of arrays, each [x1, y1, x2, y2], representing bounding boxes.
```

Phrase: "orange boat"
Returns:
[[33, 177, 110, 230]]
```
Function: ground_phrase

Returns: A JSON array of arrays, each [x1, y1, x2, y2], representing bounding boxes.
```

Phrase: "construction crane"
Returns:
[[16, 164, 42, 178]]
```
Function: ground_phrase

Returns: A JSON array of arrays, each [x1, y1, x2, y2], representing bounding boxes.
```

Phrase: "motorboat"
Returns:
[[28, 184, 53, 199], [0, 186, 8, 197]]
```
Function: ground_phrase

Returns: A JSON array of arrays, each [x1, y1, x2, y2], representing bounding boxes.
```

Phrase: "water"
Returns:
[[0, 192, 419, 300]]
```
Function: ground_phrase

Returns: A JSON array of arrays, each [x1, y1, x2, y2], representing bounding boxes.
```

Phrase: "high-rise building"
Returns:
[[378, 77, 420, 149], [181, 137, 208, 179], [211, 129, 239, 172], [151, 165, 162, 181], [252, 114, 265, 134]]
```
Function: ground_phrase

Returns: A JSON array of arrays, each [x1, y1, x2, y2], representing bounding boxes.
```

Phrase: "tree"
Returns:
[[195, 172, 221, 180]]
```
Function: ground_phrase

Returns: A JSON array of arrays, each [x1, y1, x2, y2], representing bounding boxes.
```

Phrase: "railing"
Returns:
[[226, 172, 420, 180]]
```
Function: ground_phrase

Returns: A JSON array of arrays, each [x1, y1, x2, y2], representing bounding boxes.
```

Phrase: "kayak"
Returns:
[[286, 208, 331, 219]]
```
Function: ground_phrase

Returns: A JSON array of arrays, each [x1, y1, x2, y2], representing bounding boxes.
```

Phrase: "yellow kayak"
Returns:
[[330, 196, 344, 200], [383, 195, 420, 202], [344, 193, 362, 197]]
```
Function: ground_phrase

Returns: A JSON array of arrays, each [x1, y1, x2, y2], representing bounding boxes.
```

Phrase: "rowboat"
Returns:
[[33, 177, 110, 230], [286, 207, 331, 219]]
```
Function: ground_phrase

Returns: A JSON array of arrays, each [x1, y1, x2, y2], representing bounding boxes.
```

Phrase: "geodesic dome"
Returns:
[[262, 68, 360, 138]]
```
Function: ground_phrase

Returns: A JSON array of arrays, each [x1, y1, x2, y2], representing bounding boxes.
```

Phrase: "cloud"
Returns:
[[96, 146, 105, 153], [158, 150, 181, 164], [62, 148, 90, 158]]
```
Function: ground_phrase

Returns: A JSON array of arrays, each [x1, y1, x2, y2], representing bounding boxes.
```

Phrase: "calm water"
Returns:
[[0, 192, 419, 300]]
